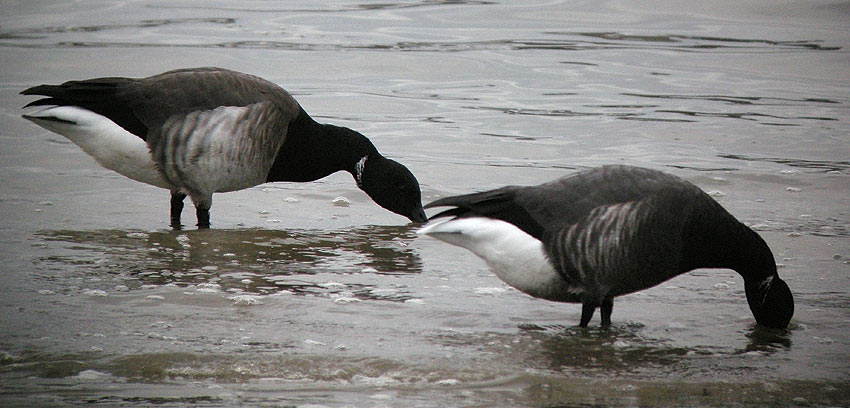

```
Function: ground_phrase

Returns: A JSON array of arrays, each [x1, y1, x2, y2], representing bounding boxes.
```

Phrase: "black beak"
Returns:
[[408, 207, 428, 223]]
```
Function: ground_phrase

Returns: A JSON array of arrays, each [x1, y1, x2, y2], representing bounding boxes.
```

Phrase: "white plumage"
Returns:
[[418, 217, 567, 301], [24, 106, 170, 189]]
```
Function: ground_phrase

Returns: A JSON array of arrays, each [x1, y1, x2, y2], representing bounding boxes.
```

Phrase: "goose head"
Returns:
[[745, 275, 794, 329], [356, 155, 427, 223]]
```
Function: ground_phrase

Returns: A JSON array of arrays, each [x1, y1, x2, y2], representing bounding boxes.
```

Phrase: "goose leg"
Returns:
[[191, 195, 212, 229], [170, 191, 186, 229], [579, 301, 596, 328], [600, 297, 613, 328], [196, 204, 211, 229], [197, 208, 210, 229]]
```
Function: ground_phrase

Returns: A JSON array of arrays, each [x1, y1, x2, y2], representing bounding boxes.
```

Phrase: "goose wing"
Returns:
[[536, 166, 724, 297], [427, 166, 696, 240], [22, 67, 300, 141], [543, 196, 687, 298]]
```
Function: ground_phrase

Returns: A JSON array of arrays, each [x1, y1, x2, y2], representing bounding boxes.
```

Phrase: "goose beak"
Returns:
[[409, 206, 428, 223]]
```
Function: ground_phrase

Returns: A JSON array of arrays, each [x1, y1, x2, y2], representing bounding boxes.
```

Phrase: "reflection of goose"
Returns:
[[419, 165, 793, 329], [22, 67, 426, 228], [36, 226, 424, 307], [38, 225, 422, 278], [37, 225, 423, 299]]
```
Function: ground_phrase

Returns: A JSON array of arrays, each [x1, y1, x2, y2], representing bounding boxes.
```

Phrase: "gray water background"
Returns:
[[1, 0, 849, 406]]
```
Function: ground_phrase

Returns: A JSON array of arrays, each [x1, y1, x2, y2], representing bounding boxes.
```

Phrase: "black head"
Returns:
[[356, 155, 427, 223], [745, 275, 794, 329]]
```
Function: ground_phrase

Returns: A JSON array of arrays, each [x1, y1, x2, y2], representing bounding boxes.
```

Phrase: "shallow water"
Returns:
[[1, 0, 849, 406]]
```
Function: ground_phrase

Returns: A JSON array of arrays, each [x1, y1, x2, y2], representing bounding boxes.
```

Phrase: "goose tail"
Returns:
[[423, 187, 543, 239], [22, 106, 95, 136], [22, 78, 148, 138], [22, 78, 126, 106], [425, 188, 519, 218]]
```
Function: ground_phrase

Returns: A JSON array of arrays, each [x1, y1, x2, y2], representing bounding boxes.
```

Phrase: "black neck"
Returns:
[[681, 212, 777, 283], [731, 224, 778, 282], [267, 108, 378, 183]]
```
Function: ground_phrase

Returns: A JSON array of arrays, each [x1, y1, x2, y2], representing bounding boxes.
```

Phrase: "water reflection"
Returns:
[[0, 18, 236, 40], [718, 153, 850, 173], [528, 325, 698, 376], [428, 323, 714, 379], [654, 110, 836, 124], [741, 325, 792, 354], [622, 93, 840, 106], [149, 0, 495, 13], [34, 226, 422, 301], [566, 32, 841, 51], [11, 37, 836, 52], [4, 22, 841, 54], [464, 92, 839, 124], [508, 323, 792, 377]]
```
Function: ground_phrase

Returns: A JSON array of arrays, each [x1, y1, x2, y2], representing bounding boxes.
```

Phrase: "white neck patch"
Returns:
[[759, 275, 775, 304], [355, 155, 368, 187]]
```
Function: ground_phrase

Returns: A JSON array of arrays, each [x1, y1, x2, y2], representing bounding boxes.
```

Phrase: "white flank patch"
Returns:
[[418, 217, 560, 298], [24, 106, 171, 189]]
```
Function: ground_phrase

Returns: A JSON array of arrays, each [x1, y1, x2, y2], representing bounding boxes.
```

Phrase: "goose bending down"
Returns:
[[419, 165, 794, 329], [21, 67, 427, 228]]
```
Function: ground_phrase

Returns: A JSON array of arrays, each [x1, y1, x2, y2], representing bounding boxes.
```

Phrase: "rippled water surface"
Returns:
[[1, 1, 849, 406]]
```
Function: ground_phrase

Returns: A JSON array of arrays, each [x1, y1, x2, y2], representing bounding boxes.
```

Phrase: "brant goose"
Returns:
[[419, 165, 793, 329], [22, 67, 427, 228]]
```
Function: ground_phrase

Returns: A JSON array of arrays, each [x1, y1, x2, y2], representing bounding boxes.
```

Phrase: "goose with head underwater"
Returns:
[[419, 165, 794, 329], [21, 67, 427, 228]]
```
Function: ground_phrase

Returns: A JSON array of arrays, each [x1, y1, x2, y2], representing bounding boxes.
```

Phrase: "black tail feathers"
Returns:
[[21, 78, 148, 138]]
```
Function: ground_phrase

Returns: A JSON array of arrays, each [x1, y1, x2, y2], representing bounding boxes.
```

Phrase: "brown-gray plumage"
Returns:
[[21, 67, 427, 228], [420, 165, 794, 329]]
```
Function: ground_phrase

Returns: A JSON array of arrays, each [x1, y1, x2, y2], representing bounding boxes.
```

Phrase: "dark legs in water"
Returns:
[[170, 191, 210, 229], [194, 195, 212, 229], [600, 298, 613, 327], [580, 302, 595, 327], [196, 205, 210, 229], [579, 297, 614, 328], [170, 191, 186, 229]]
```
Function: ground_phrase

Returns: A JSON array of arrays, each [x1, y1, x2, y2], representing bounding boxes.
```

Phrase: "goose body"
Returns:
[[419, 165, 794, 329], [21, 67, 427, 228]]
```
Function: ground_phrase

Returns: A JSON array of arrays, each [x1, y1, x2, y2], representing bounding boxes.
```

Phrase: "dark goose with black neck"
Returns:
[[21, 67, 427, 228], [419, 165, 794, 329]]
